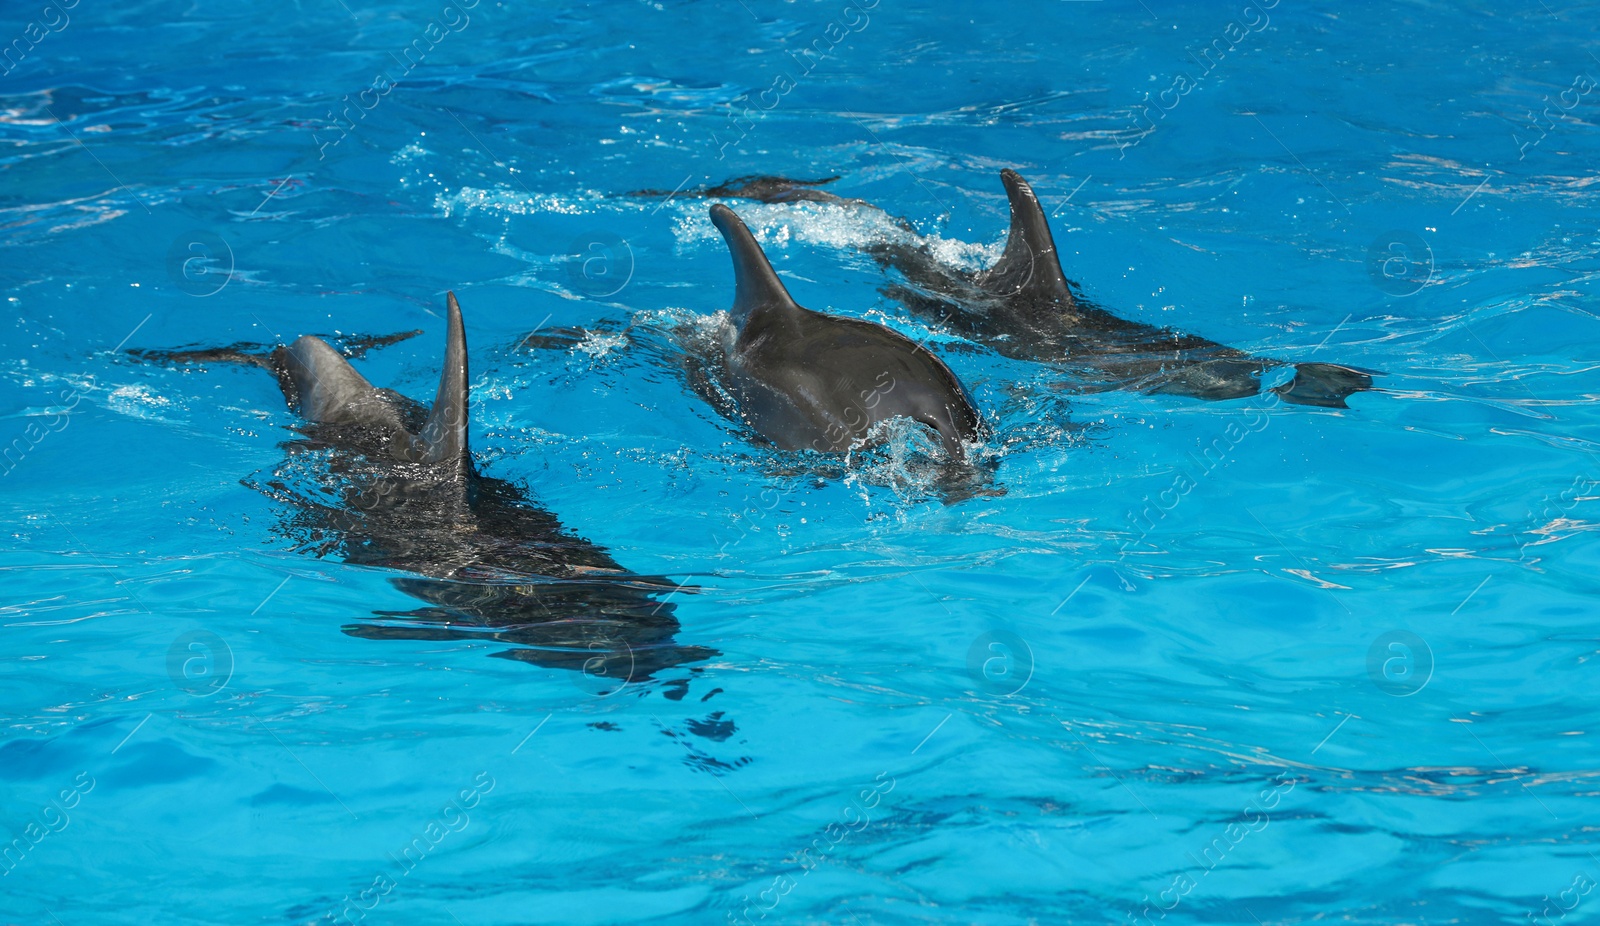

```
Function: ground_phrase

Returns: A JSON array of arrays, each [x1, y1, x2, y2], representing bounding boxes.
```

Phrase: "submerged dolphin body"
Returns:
[[687, 170, 1378, 408], [139, 295, 713, 681], [632, 175, 871, 208], [707, 202, 988, 462]]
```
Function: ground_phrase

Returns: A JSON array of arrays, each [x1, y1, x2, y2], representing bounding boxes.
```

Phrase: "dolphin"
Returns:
[[632, 174, 870, 208], [135, 294, 714, 682], [706, 202, 989, 464], [686, 170, 1378, 408]]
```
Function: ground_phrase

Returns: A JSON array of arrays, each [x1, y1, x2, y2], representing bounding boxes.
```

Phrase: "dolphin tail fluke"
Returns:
[[630, 175, 853, 206], [127, 342, 280, 370], [975, 169, 1077, 307], [704, 175, 847, 204], [1271, 362, 1380, 408], [394, 291, 470, 464], [130, 329, 421, 369], [709, 203, 801, 323], [131, 329, 422, 418], [276, 336, 381, 423], [338, 329, 425, 360]]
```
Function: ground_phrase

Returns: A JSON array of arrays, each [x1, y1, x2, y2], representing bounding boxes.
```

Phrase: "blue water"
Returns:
[[5, 1, 1600, 923]]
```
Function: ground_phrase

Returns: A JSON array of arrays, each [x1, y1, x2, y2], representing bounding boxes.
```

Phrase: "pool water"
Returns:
[[4, 2, 1600, 923]]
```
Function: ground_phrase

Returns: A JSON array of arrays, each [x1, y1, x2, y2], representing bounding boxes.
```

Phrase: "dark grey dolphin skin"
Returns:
[[708, 202, 988, 462], [691, 170, 1378, 408], [136, 295, 713, 682], [632, 175, 871, 208]]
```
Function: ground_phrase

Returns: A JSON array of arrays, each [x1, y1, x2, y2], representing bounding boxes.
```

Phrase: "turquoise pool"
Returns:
[[3, 2, 1599, 923]]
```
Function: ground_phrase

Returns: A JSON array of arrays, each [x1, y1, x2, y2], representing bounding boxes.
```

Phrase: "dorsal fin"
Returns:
[[392, 292, 469, 464], [709, 203, 801, 325], [974, 169, 1076, 308]]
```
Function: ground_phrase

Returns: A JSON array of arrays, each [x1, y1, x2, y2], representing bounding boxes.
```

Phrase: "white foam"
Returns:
[[106, 383, 175, 421], [435, 187, 588, 218], [390, 141, 430, 166], [574, 330, 630, 360], [672, 200, 1002, 272]]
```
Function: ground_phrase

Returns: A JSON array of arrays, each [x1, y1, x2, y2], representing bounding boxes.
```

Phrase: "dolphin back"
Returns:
[[272, 293, 470, 465], [708, 203, 987, 464]]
